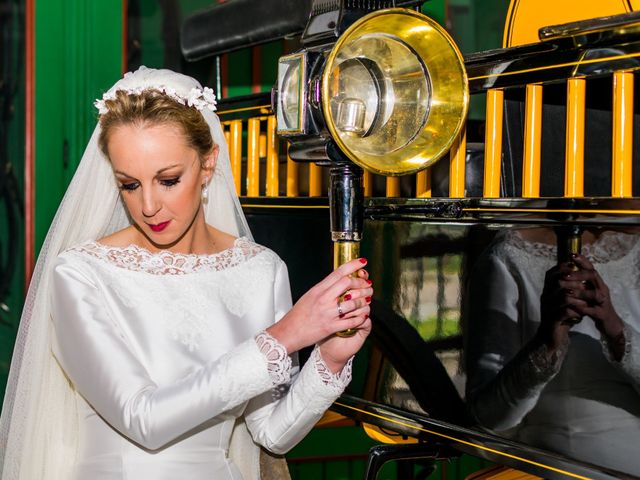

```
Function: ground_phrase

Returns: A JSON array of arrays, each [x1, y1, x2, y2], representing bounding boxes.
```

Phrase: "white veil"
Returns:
[[0, 67, 252, 479]]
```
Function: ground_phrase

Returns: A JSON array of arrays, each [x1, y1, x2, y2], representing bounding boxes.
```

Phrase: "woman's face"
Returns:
[[107, 122, 217, 250]]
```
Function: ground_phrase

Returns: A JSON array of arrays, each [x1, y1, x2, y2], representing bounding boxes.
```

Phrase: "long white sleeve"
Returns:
[[244, 259, 352, 454], [465, 253, 561, 431]]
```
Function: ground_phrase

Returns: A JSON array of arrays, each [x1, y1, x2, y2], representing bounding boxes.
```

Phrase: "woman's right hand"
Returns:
[[537, 261, 584, 352], [266, 258, 373, 356]]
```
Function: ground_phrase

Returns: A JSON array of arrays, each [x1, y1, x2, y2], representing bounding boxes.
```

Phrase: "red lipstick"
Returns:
[[149, 221, 170, 232]]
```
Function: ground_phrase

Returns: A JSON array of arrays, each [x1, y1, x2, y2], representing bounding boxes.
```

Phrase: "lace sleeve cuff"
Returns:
[[602, 323, 640, 385], [255, 331, 292, 386], [311, 345, 353, 392], [527, 339, 567, 381]]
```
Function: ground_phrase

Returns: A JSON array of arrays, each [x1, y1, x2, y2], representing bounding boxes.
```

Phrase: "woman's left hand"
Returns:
[[564, 255, 625, 359], [318, 317, 372, 374]]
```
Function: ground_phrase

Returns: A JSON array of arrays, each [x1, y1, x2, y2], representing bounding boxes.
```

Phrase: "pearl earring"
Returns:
[[201, 183, 209, 204]]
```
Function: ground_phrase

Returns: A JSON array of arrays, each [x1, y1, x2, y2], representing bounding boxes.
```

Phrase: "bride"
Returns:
[[0, 66, 373, 479]]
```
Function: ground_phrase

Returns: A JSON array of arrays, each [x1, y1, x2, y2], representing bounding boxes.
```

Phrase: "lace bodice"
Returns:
[[68, 237, 264, 275]]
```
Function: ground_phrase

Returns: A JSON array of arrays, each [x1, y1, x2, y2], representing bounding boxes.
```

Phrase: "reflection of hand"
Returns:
[[563, 255, 625, 360], [538, 262, 582, 353], [266, 259, 373, 371]]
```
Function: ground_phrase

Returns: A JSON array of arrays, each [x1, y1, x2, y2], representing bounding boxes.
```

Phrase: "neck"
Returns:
[[136, 207, 215, 255]]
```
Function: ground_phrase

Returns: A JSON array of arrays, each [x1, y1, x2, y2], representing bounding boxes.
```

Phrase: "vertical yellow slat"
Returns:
[[286, 144, 299, 197], [363, 171, 373, 197], [266, 116, 279, 197], [229, 120, 243, 195], [484, 89, 504, 198], [416, 169, 431, 198], [612, 71, 634, 198], [309, 164, 322, 197], [565, 78, 585, 197], [259, 133, 267, 159], [523, 84, 543, 198], [386, 177, 401, 197], [449, 128, 467, 198], [247, 118, 261, 196]]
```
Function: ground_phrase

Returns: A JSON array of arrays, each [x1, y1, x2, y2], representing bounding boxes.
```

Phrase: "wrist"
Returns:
[[318, 344, 347, 374], [265, 321, 296, 355]]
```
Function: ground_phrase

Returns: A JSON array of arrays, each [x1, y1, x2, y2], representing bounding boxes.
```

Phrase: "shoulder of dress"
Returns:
[[234, 237, 282, 264]]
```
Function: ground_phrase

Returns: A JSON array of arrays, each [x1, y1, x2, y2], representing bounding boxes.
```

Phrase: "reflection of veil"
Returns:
[[0, 67, 252, 479]]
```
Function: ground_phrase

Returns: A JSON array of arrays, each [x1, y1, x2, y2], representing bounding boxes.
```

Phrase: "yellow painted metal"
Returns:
[[416, 169, 431, 198], [523, 84, 543, 198], [449, 128, 467, 198], [503, 0, 632, 47], [484, 89, 504, 198], [309, 164, 323, 197], [362, 423, 418, 444], [612, 71, 634, 198], [247, 117, 261, 197], [565, 78, 585, 197], [386, 177, 401, 197], [363, 171, 373, 197], [229, 120, 243, 194], [259, 133, 267, 159], [266, 116, 279, 197], [286, 148, 299, 198], [466, 465, 542, 480], [315, 411, 353, 428]]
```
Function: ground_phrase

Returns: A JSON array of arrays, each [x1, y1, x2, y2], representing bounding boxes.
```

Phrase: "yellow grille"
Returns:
[[221, 71, 636, 200]]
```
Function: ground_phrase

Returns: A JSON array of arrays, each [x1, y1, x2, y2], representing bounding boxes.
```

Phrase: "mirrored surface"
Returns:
[[354, 221, 640, 478]]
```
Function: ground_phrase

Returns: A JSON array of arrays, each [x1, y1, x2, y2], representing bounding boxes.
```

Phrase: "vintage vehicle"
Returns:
[[181, 0, 640, 478], [3, 0, 640, 478]]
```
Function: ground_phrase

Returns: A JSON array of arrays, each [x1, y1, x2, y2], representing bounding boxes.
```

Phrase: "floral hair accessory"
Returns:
[[94, 66, 217, 115]]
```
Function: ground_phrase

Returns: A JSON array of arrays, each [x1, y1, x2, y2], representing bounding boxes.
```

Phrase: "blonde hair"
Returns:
[[98, 89, 214, 164]]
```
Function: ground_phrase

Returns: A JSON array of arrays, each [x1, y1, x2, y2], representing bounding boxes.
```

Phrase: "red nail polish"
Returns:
[[359, 258, 367, 264], [366, 279, 372, 285], [366, 296, 372, 303], [365, 314, 369, 319], [344, 294, 352, 301]]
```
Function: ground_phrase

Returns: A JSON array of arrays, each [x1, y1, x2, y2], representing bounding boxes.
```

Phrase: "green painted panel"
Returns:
[[34, 0, 123, 252], [422, 0, 447, 26]]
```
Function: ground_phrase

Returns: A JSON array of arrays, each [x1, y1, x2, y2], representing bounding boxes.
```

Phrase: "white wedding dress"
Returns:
[[466, 229, 640, 475], [50, 237, 350, 480]]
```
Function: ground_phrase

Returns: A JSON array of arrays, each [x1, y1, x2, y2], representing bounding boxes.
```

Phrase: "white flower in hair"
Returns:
[[94, 66, 217, 114]]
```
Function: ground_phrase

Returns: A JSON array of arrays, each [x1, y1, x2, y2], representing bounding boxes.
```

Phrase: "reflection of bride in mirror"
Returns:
[[465, 227, 640, 475]]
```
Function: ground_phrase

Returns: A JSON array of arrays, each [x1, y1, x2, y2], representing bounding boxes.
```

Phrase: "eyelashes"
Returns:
[[119, 182, 139, 192], [160, 177, 181, 188], [118, 177, 181, 192]]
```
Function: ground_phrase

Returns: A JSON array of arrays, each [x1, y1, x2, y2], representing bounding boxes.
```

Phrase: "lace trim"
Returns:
[[602, 323, 633, 364], [69, 237, 265, 275], [502, 230, 640, 264], [255, 331, 292, 386], [527, 339, 568, 380], [311, 346, 353, 389]]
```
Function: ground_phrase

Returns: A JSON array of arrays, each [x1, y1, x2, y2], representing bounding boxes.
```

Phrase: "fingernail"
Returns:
[[359, 258, 367, 264], [565, 274, 572, 279], [366, 296, 372, 303], [344, 294, 352, 301], [571, 253, 578, 258], [366, 279, 372, 285], [567, 289, 574, 295], [365, 314, 369, 319]]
